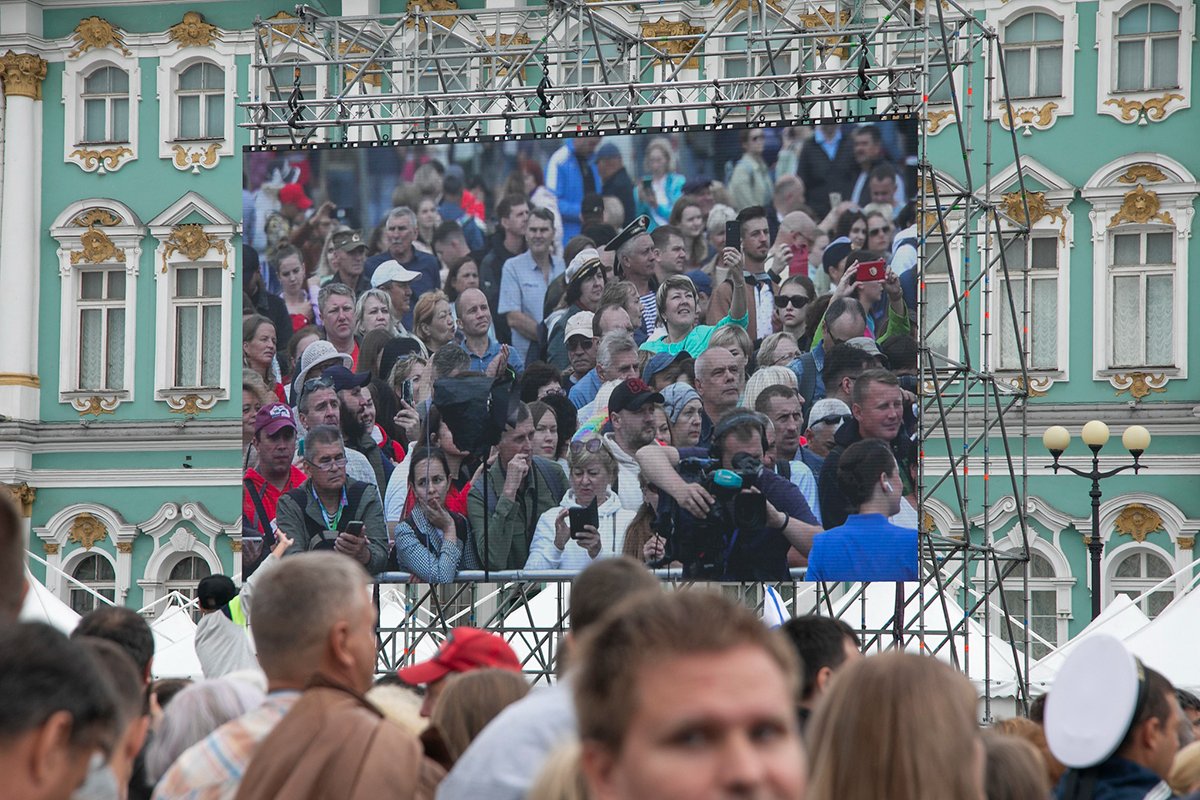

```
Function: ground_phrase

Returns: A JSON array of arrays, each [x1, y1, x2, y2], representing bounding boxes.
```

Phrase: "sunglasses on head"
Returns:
[[814, 413, 853, 427], [302, 376, 334, 393], [569, 437, 604, 455], [774, 295, 809, 310]]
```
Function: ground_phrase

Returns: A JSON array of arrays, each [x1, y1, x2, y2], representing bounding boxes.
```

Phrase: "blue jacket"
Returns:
[[1054, 759, 1176, 800], [806, 513, 918, 582], [546, 140, 601, 245]]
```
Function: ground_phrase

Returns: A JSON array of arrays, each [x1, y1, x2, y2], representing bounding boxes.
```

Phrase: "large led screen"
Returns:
[[241, 116, 922, 584]]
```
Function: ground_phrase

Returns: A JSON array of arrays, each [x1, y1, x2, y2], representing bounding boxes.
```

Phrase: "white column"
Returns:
[[0, 51, 47, 421]]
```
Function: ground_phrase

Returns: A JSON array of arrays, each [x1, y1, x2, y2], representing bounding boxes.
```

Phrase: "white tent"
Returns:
[[831, 582, 1022, 697], [1124, 585, 1200, 693], [19, 575, 81, 634], [150, 605, 204, 679], [1026, 594, 1150, 693]]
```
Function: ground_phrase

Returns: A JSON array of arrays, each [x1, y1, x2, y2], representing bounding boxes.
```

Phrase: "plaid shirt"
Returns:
[[151, 691, 299, 800]]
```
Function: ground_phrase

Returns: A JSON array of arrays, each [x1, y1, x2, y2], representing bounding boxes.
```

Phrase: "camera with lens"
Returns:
[[656, 452, 766, 578]]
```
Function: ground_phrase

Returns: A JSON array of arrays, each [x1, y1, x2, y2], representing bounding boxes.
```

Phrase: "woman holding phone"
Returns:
[[391, 446, 482, 583], [525, 431, 636, 571]]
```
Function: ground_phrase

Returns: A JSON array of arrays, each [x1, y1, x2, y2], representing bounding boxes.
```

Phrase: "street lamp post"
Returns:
[[1041, 422, 1151, 620]]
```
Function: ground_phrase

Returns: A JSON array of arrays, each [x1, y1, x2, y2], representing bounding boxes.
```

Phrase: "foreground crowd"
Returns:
[[243, 123, 926, 582], [2, 512, 1200, 800]]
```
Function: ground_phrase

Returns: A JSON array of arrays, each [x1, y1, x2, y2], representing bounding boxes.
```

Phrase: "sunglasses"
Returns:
[[569, 437, 605, 455], [774, 295, 810, 310], [302, 376, 334, 394], [869, 226, 892, 236], [813, 413, 853, 427]]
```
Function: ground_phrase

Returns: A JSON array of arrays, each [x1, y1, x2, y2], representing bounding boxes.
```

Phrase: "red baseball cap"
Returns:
[[279, 182, 313, 210], [396, 627, 522, 686]]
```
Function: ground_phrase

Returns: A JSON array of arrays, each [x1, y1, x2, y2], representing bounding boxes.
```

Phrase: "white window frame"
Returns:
[[987, 0, 1079, 134], [155, 36, 238, 173], [62, 49, 140, 173], [1105, 542, 1178, 618], [987, 159, 1074, 393], [68, 552, 117, 615], [138, 501, 237, 615], [148, 192, 238, 412], [33, 503, 138, 607], [1082, 154, 1196, 391], [917, 172, 968, 373], [163, 554, 213, 621], [973, 538, 1074, 660], [1096, 0, 1193, 124], [50, 200, 145, 414]]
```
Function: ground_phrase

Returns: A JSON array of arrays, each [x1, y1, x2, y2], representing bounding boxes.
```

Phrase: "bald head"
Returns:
[[780, 211, 818, 241], [774, 175, 806, 214], [456, 288, 492, 339]]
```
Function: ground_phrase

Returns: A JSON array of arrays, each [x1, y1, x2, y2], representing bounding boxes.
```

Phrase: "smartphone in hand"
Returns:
[[345, 521, 365, 538], [725, 220, 741, 252], [568, 499, 599, 539], [855, 259, 887, 283]]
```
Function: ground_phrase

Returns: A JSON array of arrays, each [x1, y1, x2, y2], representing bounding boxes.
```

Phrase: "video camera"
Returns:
[[656, 452, 766, 578]]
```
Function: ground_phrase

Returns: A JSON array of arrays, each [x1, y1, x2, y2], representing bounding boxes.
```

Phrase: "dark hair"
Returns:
[[287, 325, 322, 371], [151, 679, 192, 711], [496, 194, 528, 221], [712, 409, 769, 456], [505, 400, 532, 432], [1027, 694, 1047, 724], [443, 258, 477, 303], [564, 235, 596, 266], [895, 200, 918, 230], [1117, 667, 1175, 755], [568, 556, 659, 632], [520, 362, 563, 403], [649, 224, 682, 250], [983, 731, 1052, 800], [835, 439, 897, 509], [0, 492, 23, 623], [780, 274, 815, 298], [431, 343, 471, 381], [736, 205, 768, 232], [780, 616, 861, 701], [541, 393, 578, 460], [853, 124, 883, 144], [74, 637, 145, 725], [73, 606, 155, 678], [408, 446, 450, 486], [433, 220, 466, 248], [823, 343, 877, 391], [358, 329, 395, 382], [1178, 688, 1200, 714], [869, 162, 898, 183], [880, 335, 919, 373], [804, 294, 833, 336], [442, 173, 464, 197], [581, 223, 618, 246], [0, 622, 119, 748], [754, 385, 799, 415], [834, 210, 867, 240]]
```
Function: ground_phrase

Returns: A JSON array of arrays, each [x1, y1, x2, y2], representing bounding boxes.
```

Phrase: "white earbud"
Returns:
[[882, 480, 894, 494]]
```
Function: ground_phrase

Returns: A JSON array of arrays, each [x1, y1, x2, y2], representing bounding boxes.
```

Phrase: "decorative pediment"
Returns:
[[168, 11, 220, 49], [70, 17, 131, 59]]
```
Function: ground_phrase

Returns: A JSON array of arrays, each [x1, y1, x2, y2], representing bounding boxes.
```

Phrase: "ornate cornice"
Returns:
[[69, 146, 135, 174], [1117, 164, 1168, 184], [71, 209, 123, 228], [166, 393, 218, 415], [641, 18, 704, 68], [798, 8, 852, 59], [1111, 372, 1168, 400], [1107, 186, 1174, 229], [70, 17, 131, 59], [0, 51, 48, 100], [998, 101, 1059, 136], [1007, 374, 1051, 398], [1104, 92, 1185, 124], [171, 143, 222, 174], [168, 11, 220, 49], [1113, 504, 1164, 543], [161, 224, 229, 272], [404, 0, 460, 31], [925, 109, 955, 134], [69, 512, 109, 550], [43, 543, 60, 555], [261, 11, 315, 45], [70, 227, 125, 265], [1179, 536, 1195, 551], [116, 541, 134, 554]]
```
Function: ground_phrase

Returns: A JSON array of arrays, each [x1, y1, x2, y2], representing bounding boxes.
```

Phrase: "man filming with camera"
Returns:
[[636, 409, 822, 581]]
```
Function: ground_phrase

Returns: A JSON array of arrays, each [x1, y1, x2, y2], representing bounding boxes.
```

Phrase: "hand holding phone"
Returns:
[[855, 259, 887, 283], [568, 498, 599, 538], [724, 220, 741, 252]]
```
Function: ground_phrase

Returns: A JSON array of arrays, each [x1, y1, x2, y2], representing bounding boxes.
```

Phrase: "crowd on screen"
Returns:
[[238, 120, 929, 583]]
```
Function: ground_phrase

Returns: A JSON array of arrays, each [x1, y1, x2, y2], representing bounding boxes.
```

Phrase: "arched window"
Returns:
[[82, 66, 130, 144], [165, 555, 212, 620], [1003, 12, 1064, 99], [177, 62, 225, 141], [1116, 3, 1181, 91], [998, 551, 1059, 659], [70, 553, 116, 614], [1111, 549, 1174, 618]]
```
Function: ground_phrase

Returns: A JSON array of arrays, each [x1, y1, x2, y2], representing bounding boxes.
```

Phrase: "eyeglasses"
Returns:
[[813, 414, 853, 428], [302, 377, 334, 394], [306, 455, 348, 472], [569, 437, 605, 455], [774, 295, 809, 310], [869, 226, 892, 236]]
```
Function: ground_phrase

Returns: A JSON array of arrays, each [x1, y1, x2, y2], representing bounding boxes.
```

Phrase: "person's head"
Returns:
[[709, 325, 752, 380], [303, 425, 348, 494], [755, 386, 805, 461], [497, 194, 529, 240], [519, 362, 564, 404], [642, 137, 674, 177], [823, 342, 876, 403], [567, 556, 661, 649], [274, 245, 306, 293], [144, 677, 265, 784], [601, 281, 645, 333], [252, 551, 375, 692], [650, 225, 688, 276], [616, 232, 658, 281], [852, 124, 884, 167], [498, 401, 535, 467], [706, 204, 736, 252], [526, 206, 557, 259], [596, 331, 640, 384], [852, 369, 905, 442], [608, 378, 663, 454], [759, 332, 801, 369], [430, 342, 471, 381], [774, 174, 807, 215], [445, 257, 480, 303], [736, 206, 771, 263], [0, 623, 121, 800], [432, 221, 470, 270], [72, 606, 155, 684], [318, 283, 356, 345], [384, 206, 418, 257], [242, 371, 269, 442], [835, 211, 868, 253], [779, 616, 861, 711], [865, 211, 893, 253], [594, 303, 635, 339], [372, 260, 419, 319], [455, 288, 492, 341], [837, 438, 901, 516], [397, 627, 523, 717], [774, 275, 815, 334], [567, 433, 618, 507], [662, 383, 703, 448], [431, 669, 531, 764], [327, 228, 368, 280], [71, 637, 149, 790], [808, 651, 983, 800], [562, 314, 598, 379], [655, 274, 699, 334], [652, 405, 671, 444], [669, 196, 705, 241], [824, 296, 867, 349], [1115, 666, 1181, 780], [403, 447, 449, 514], [740, 127, 766, 157], [298, 380, 340, 429], [564, 250, 606, 313], [805, 398, 850, 456], [694, 347, 741, 416], [990, 716, 1064, 788], [413, 290, 456, 351], [575, 590, 805, 800], [529, 401, 561, 459], [982, 731, 1052, 800], [287, 325, 322, 371], [416, 196, 440, 233], [741, 366, 797, 414], [354, 287, 396, 338], [252, 403, 298, 475], [712, 409, 770, 468], [242, 314, 276, 375], [868, 163, 898, 206], [1179, 690, 1200, 743], [0, 490, 24, 624]]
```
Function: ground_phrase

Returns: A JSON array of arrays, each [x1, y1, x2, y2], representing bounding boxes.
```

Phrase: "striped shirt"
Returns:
[[151, 691, 299, 800], [638, 292, 657, 336]]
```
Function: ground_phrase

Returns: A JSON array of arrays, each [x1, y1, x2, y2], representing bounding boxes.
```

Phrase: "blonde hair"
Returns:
[[1170, 740, 1200, 796], [430, 669, 530, 763], [758, 332, 799, 369], [990, 716, 1065, 788], [527, 742, 590, 800], [366, 684, 427, 737], [806, 652, 982, 800], [643, 137, 675, 173], [709, 324, 752, 363], [243, 368, 274, 407], [568, 438, 617, 480], [354, 288, 397, 338], [413, 290, 452, 348], [741, 366, 798, 410]]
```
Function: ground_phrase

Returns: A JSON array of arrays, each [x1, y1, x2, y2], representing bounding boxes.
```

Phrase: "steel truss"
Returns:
[[248, 0, 1037, 716]]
